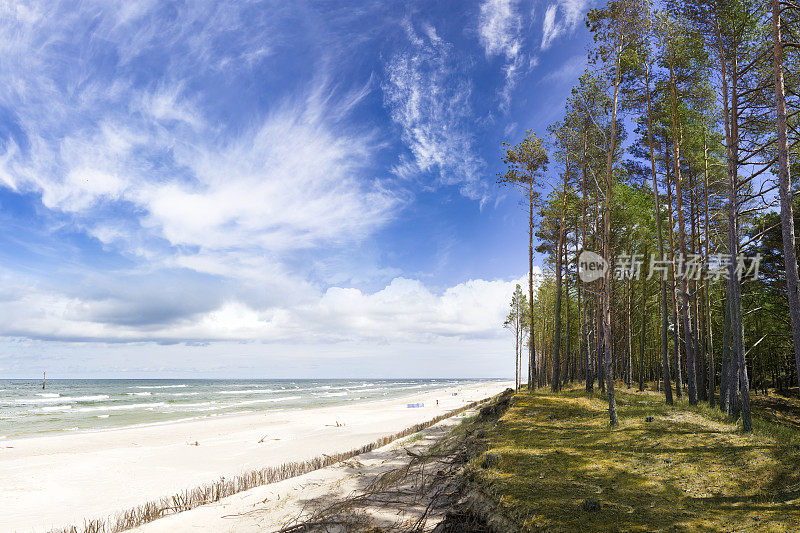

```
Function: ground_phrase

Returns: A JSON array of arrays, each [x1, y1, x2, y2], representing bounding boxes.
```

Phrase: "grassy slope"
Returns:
[[469, 386, 800, 532]]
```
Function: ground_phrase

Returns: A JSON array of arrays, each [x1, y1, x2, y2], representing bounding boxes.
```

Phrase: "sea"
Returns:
[[0, 378, 489, 440]]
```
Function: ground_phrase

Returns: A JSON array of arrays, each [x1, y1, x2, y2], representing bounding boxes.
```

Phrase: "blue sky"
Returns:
[[0, 0, 592, 378]]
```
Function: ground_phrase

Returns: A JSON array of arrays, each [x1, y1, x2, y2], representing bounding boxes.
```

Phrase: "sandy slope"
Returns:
[[0, 381, 511, 532]]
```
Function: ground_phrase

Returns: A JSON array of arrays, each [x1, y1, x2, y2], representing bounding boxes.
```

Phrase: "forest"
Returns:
[[501, 0, 800, 432]]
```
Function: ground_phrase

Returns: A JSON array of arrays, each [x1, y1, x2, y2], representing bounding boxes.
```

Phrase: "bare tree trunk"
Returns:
[[602, 43, 622, 426], [565, 238, 572, 385], [721, 291, 731, 414], [627, 279, 633, 388], [665, 145, 683, 399], [639, 270, 648, 392], [704, 132, 716, 407], [722, 49, 752, 430], [515, 317, 520, 390], [528, 185, 537, 391], [773, 0, 800, 398], [582, 139, 594, 392], [645, 64, 673, 404], [690, 170, 706, 401], [553, 173, 568, 392], [668, 57, 698, 405]]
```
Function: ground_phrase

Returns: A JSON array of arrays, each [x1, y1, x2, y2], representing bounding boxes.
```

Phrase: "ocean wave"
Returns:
[[218, 389, 278, 395], [165, 402, 216, 409], [37, 393, 60, 398], [235, 396, 301, 406], [166, 392, 200, 396], [11, 394, 110, 405], [40, 405, 73, 412], [125, 392, 152, 396], [132, 385, 187, 389], [77, 402, 166, 412], [314, 391, 347, 397], [344, 386, 382, 393]]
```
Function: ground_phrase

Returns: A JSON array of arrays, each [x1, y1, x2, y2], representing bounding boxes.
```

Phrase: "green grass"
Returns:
[[469, 386, 800, 532]]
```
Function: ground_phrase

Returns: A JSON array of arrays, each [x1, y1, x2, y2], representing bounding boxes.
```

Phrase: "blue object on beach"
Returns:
[[406, 403, 424, 408]]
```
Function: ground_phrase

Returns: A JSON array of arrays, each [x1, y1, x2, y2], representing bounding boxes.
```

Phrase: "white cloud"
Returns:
[[383, 20, 487, 202], [0, 1, 538, 366], [0, 266, 539, 345], [541, 0, 591, 50], [479, 0, 521, 60], [0, 1, 400, 289], [478, 0, 527, 111]]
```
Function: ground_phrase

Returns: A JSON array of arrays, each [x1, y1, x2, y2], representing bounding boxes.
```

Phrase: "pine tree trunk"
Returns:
[[665, 146, 683, 399], [668, 57, 698, 405], [772, 0, 800, 398], [704, 132, 715, 407], [602, 44, 622, 427], [553, 174, 568, 392], [529, 185, 537, 391], [645, 64, 673, 404], [721, 47, 751, 430], [639, 266, 648, 392]]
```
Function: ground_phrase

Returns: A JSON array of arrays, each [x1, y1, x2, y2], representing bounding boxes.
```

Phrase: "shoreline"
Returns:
[[1, 378, 497, 441], [1, 379, 491, 442], [1, 380, 512, 533]]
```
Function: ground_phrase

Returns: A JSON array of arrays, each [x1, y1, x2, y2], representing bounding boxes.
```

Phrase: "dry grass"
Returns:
[[468, 386, 800, 532], [50, 398, 491, 533]]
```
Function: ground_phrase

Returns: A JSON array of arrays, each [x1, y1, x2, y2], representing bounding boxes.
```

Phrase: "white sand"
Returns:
[[0, 381, 511, 533], [134, 403, 480, 533]]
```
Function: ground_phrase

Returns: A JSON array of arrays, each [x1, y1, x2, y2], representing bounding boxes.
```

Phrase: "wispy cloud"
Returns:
[[479, 0, 522, 60], [0, 0, 556, 365], [478, 0, 527, 111], [0, 1, 400, 285], [0, 0, 411, 345], [383, 20, 487, 203], [541, 0, 591, 50]]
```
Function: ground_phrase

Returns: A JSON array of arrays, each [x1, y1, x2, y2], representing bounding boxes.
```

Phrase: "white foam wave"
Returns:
[[77, 402, 166, 413], [133, 385, 187, 389], [235, 396, 301, 407], [167, 402, 216, 408], [218, 389, 278, 395], [40, 405, 73, 412], [12, 395, 110, 405]]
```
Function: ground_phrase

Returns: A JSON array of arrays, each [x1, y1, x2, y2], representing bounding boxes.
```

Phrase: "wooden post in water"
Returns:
[[42, 370, 46, 390]]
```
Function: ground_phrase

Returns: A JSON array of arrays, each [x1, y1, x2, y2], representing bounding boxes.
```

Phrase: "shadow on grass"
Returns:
[[474, 387, 800, 532]]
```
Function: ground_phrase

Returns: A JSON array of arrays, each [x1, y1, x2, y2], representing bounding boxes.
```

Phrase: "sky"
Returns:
[[0, 0, 594, 378]]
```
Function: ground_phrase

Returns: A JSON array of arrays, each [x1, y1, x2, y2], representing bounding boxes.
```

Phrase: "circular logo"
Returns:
[[578, 250, 608, 283]]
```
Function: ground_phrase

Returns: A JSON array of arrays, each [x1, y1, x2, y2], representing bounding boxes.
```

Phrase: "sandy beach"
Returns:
[[134, 400, 486, 533], [1, 380, 511, 533]]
